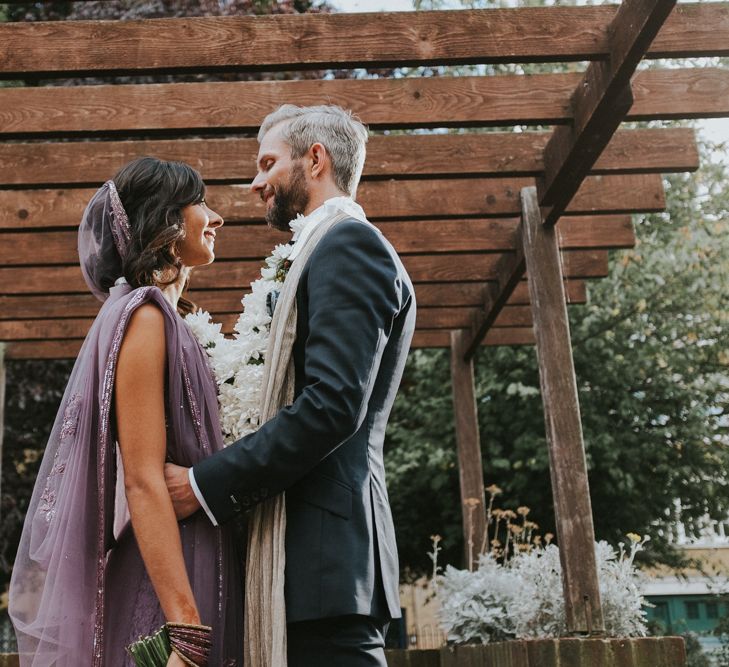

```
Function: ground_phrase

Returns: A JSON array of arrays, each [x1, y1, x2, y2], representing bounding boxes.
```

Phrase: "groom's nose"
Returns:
[[250, 172, 266, 195]]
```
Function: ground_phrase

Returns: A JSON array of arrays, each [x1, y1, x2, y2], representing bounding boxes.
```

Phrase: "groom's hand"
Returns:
[[164, 463, 201, 520]]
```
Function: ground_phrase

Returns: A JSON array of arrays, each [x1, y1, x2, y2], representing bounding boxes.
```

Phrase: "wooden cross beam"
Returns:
[[0, 5, 725, 76], [0, 283, 588, 321], [0, 69, 725, 136], [0, 304, 547, 341], [538, 0, 678, 226], [413, 329, 535, 349], [0, 216, 636, 266], [0, 328, 532, 359], [0, 174, 666, 229], [0, 128, 699, 185], [0, 251, 609, 296], [464, 0, 676, 360]]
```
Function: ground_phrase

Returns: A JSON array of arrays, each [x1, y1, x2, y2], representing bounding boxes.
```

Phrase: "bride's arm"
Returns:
[[115, 303, 201, 627]]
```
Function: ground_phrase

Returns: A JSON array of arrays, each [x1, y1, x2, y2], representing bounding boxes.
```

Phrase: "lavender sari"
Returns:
[[9, 182, 244, 666]]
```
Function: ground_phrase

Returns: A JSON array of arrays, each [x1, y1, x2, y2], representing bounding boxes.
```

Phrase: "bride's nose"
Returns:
[[207, 207, 224, 228]]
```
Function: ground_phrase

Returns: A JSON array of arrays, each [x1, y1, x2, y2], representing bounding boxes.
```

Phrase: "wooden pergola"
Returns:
[[1, 0, 728, 640]]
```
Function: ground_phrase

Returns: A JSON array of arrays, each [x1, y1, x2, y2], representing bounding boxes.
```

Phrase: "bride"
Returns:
[[9, 157, 244, 666]]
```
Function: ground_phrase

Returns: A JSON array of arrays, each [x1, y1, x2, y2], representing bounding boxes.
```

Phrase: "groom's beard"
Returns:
[[266, 163, 310, 232]]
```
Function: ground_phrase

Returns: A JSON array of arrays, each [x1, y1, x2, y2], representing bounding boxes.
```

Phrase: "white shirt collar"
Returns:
[[288, 196, 368, 261]]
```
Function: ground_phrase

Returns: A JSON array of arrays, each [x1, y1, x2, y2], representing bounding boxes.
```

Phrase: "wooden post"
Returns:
[[520, 186, 605, 634], [450, 329, 487, 570], [0, 343, 6, 501]]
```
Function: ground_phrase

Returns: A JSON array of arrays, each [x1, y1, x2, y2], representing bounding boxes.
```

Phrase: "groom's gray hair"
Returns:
[[258, 104, 369, 197]]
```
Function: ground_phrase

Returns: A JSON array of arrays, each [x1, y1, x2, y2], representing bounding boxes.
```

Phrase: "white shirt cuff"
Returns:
[[188, 467, 218, 527]]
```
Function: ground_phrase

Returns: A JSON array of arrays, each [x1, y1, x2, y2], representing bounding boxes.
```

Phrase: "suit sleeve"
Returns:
[[192, 221, 403, 524]]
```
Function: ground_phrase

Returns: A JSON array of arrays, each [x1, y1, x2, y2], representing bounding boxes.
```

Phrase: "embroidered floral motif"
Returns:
[[60, 392, 82, 440], [39, 486, 57, 523], [38, 393, 79, 524]]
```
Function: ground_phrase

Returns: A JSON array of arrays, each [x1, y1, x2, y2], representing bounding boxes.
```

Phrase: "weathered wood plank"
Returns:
[[463, 174, 663, 358], [450, 329, 488, 570], [0, 305, 535, 339], [3, 326, 538, 358], [0, 216, 635, 266], [412, 328, 535, 349], [0, 251, 608, 295], [538, 0, 676, 226], [418, 306, 532, 330], [0, 174, 664, 229], [0, 128, 698, 186], [416, 281, 587, 308], [521, 186, 604, 634], [0, 69, 725, 136], [464, 226, 527, 361], [0, 281, 587, 320], [5, 341, 86, 360], [0, 5, 725, 76]]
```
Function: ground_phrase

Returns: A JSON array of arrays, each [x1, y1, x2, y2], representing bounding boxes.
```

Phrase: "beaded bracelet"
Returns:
[[166, 622, 213, 667]]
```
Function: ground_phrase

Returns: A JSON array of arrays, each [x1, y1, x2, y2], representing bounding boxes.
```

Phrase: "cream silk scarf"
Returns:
[[244, 210, 350, 667]]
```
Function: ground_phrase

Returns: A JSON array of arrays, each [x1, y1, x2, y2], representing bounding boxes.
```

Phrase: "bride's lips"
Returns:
[[203, 230, 216, 244]]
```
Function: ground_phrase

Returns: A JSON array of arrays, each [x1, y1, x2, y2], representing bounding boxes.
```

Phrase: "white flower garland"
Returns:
[[185, 196, 367, 444], [185, 215, 307, 444]]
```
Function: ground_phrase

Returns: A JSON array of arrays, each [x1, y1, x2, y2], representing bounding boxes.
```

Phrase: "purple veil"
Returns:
[[9, 182, 243, 666]]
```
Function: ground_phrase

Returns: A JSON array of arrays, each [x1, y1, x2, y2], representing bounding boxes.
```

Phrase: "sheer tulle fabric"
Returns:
[[78, 181, 131, 303], [9, 284, 244, 666]]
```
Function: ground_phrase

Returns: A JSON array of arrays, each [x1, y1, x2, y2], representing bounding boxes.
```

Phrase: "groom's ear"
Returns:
[[309, 142, 329, 179]]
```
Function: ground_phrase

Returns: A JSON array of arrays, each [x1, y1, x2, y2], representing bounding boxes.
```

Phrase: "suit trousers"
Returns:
[[287, 615, 389, 667]]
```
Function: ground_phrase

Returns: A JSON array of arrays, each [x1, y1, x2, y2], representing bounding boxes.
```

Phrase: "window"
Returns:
[[653, 602, 668, 619], [706, 602, 719, 619], [686, 601, 700, 620]]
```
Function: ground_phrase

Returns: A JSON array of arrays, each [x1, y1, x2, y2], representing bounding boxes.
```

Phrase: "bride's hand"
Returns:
[[166, 651, 187, 667]]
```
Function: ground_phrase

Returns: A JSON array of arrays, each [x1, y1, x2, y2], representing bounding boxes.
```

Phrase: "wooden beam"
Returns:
[[2, 327, 537, 358], [538, 0, 677, 226], [0, 174, 665, 229], [0, 5, 725, 76], [0, 308, 537, 340], [1, 325, 539, 357], [415, 281, 587, 309], [464, 0, 677, 356], [0, 128, 698, 186], [0, 69, 726, 136], [0, 250, 607, 297], [0, 281, 587, 320], [5, 340, 85, 360], [1, 327, 534, 359], [0, 215, 636, 266], [418, 306, 532, 330], [521, 186, 604, 634], [450, 329, 488, 570], [412, 328, 535, 349]]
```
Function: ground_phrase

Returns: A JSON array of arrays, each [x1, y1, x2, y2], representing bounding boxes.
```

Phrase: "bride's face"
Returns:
[[177, 199, 224, 267]]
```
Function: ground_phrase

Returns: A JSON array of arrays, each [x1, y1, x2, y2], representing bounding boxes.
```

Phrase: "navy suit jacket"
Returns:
[[193, 218, 416, 623]]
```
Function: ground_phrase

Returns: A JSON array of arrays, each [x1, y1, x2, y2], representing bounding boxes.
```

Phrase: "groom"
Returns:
[[165, 104, 416, 665]]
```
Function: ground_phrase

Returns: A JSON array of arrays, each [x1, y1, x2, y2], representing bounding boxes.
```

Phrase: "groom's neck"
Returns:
[[303, 183, 348, 216]]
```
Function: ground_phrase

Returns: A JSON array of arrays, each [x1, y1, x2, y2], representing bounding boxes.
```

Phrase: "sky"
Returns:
[[330, 0, 729, 156]]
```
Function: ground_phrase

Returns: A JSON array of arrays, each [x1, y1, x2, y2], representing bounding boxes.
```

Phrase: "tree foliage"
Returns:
[[385, 142, 729, 575]]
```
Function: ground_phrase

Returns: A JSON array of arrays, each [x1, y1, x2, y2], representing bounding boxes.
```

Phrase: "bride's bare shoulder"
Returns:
[[121, 302, 166, 360]]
